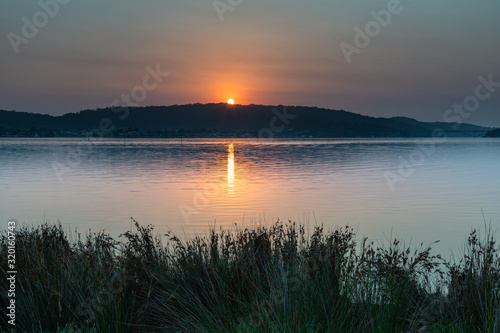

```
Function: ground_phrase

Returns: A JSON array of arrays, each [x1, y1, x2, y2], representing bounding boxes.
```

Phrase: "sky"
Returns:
[[1, 0, 499, 127]]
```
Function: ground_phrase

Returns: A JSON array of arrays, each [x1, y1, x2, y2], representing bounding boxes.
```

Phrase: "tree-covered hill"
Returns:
[[0, 103, 491, 138]]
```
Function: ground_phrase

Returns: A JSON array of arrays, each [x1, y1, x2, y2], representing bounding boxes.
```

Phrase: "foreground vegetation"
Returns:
[[1, 219, 499, 332]]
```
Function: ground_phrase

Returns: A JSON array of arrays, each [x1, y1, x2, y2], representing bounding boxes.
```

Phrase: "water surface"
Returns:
[[1, 138, 499, 255]]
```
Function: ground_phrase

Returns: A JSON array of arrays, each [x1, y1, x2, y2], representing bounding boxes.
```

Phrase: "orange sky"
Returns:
[[1, 1, 499, 126]]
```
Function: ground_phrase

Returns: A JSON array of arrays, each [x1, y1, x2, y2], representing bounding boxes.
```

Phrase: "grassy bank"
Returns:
[[1, 219, 499, 332]]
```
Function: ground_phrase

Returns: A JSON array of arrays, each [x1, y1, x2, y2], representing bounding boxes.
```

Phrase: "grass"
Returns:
[[1, 219, 499, 332]]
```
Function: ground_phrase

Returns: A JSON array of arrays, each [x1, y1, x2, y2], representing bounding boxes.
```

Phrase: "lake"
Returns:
[[1, 137, 499, 255]]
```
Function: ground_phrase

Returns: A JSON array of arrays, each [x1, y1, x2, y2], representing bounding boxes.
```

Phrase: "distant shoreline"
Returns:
[[1, 104, 494, 139], [0, 132, 496, 139]]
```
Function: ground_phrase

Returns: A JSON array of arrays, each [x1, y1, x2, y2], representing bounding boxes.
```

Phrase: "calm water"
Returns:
[[1, 138, 499, 255]]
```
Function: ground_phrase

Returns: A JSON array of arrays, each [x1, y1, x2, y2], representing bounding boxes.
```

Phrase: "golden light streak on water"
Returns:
[[227, 143, 235, 196]]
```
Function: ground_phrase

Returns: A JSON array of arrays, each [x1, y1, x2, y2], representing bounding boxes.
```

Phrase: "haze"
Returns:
[[0, 0, 499, 127]]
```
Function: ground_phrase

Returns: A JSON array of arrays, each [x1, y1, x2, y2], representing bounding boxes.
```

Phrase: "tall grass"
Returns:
[[1, 219, 499, 332]]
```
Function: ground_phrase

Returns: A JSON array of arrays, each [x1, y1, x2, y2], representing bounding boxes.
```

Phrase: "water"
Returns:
[[1, 137, 499, 255]]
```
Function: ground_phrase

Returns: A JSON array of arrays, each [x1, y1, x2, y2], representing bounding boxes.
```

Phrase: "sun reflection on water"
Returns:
[[227, 143, 235, 196]]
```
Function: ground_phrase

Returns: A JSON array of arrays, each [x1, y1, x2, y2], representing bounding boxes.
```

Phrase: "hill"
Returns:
[[0, 103, 491, 138], [485, 128, 500, 137]]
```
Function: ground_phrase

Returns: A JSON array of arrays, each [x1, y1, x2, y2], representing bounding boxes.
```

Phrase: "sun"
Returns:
[[227, 99, 235, 105]]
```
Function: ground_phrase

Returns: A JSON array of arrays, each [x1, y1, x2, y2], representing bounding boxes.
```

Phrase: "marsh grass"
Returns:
[[1, 219, 499, 332]]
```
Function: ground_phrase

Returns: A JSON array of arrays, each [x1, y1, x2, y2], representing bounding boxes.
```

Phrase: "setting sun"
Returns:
[[227, 99, 235, 105]]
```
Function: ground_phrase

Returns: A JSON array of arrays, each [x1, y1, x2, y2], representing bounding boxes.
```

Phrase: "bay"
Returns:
[[1, 137, 499, 255]]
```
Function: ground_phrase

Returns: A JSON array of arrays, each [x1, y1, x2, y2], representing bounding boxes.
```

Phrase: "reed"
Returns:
[[1, 219, 499, 332]]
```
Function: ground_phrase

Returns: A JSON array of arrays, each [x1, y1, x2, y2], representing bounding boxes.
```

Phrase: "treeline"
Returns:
[[0, 104, 491, 138], [485, 128, 500, 137]]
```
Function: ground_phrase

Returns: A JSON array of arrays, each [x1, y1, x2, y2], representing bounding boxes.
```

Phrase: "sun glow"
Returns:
[[227, 99, 235, 105], [228, 143, 235, 196]]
